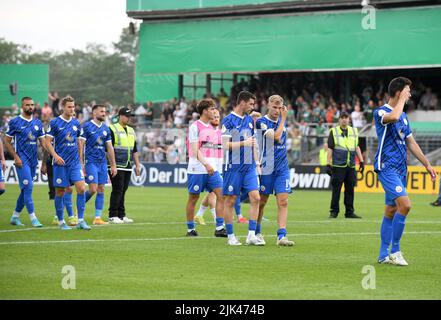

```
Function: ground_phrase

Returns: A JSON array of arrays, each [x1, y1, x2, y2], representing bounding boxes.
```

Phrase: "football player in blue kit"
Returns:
[[221, 91, 263, 246], [79, 104, 117, 225], [255, 95, 294, 246], [4, 97, 46, 227], [0, 138, 5, 198], [45, 95, 90, 230], [374, 77, 437, 266]]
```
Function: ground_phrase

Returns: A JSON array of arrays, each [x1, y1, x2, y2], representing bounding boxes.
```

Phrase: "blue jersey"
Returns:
[[5, 116, 45, 167], [374, 104, 412, 175], [221, 112, 256, 172], [80, 120, 111, 164], [256, 115, 289, 174], [46, 116, 81, 167]]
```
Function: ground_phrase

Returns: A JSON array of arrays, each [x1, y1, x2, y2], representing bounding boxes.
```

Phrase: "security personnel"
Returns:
[[326, 112, 364, 218], [108, 107, 141, 224]]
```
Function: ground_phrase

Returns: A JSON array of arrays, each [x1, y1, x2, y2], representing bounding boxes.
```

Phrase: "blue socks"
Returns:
[[63, 192, 74, 217], [256, 223, 261, 235], [187, 221, 195, 231], [379, 216, 393, 260], [95, 193, 104, 217], [15, 190, 25, 213], [234, 197, 241, 216], [249, 219, 257, 231], [226, 223, 234, 235], [55, 195, 64, 222], [277, 228, 287, 240], [23, 186, 35, 215], [215, 217, 224, 228], [391, 212, 407, 254], [77, 193, 86, 220]]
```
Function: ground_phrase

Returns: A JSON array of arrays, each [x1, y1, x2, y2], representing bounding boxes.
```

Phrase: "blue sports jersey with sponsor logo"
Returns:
[[373, 104, 412, 175], [256, 115, 289, 174], [46, 116, 81, 167], [5, 116, 45, 167], [221, 112, 256, 172], [80, 120, 111, 164]]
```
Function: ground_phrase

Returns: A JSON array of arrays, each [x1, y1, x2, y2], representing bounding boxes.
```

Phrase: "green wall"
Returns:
[[0, 64, 49, 108]]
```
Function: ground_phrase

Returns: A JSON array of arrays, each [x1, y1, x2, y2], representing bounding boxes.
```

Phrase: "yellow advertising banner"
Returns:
[[355, 165, 441, 195]]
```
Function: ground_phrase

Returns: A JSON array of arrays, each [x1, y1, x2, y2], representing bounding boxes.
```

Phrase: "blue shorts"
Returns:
[[0, 167, 4, 183], [53, 163, 84, 188], [85, 162, 108, 185], [16, 165, 36, 189], [188, 172, 223, 194], [223, 167, 260, 196], [378, 170, 408, 206], [260, 169, 292, 195]]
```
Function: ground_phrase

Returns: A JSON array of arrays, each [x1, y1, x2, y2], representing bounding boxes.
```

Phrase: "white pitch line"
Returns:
[[1, 231, 441, 246], [1, 219, 441, 234]]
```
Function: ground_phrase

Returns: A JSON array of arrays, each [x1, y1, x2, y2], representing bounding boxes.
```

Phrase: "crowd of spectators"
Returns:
[[1, 77, 439, 165]]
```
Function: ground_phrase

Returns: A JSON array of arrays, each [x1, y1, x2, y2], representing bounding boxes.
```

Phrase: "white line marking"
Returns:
[[2, 219, 441, 233], [1, 231, 441, 246]]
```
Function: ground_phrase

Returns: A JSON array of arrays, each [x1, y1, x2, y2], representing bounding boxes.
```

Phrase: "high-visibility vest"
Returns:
[[319, 148, 328, 166], [330, 126, 358, 168], [109, 123, 136, 168]]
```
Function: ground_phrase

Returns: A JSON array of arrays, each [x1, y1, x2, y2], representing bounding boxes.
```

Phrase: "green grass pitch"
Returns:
[[0, 185, 440, 299]]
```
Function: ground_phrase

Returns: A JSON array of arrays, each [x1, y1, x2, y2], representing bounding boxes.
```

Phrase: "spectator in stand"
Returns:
[[364, 100, 375, 124], [34, 102, 42, 119], [286, 104, 295, 124], [173, 104, 186, 128], [145, 101, 154, 126], [48, 91, 60, 117], [41, 102, 53, 123], [326, 105, 335, 124], [1, 111, 12, 133], [134, 103, 147, 126], [351, 103, 365, 129], [217, 88, 229, 114], [161, 102, 173, 123], [179, 97, 188, 113], [300, 106, 312, 123], [419, 87, 435, 110]]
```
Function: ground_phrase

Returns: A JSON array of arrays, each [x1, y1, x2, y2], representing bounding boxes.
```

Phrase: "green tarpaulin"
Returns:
[[134, 6, 441, 101]]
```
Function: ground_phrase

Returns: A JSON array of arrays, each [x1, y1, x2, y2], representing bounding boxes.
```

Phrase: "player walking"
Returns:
[[186, 99, 226, 237], [79, 104, 117, 225], [4, 97, 45, 227], [222, 91, 263, 246], [256, 95, 294, 246], [45, 95, 90, 231], [374, 77, 437, 265]]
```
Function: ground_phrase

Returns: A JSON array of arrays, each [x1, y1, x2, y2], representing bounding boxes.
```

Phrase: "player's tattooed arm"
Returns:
[[406, 135, 437, 181], [40, 147, 50, 175]]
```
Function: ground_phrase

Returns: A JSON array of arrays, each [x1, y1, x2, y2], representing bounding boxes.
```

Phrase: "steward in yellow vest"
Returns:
[[108, 107, 141, 224], [326, 112, 364, 219]]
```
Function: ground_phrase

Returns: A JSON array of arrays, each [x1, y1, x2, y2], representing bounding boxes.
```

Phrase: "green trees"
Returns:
[[0, 24, 138, 105]]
